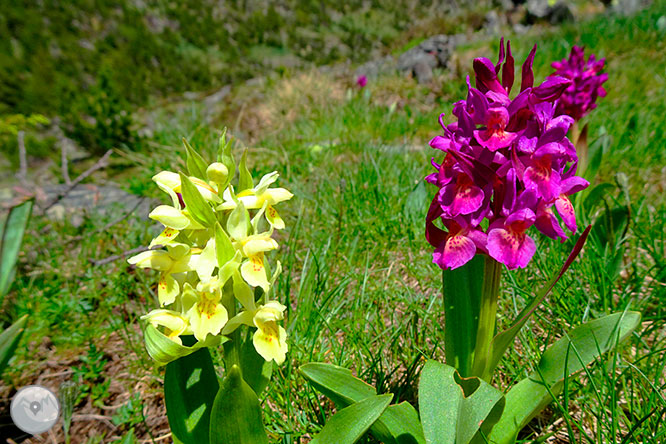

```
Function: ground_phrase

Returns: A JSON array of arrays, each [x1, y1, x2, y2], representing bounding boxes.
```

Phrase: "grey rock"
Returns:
[[526, 0, 550, 18], [484, 10, 503, 35], [413, 61, 433, 84], [513, 23, 530, 34], [396, 34, 464, 83], [203, 85, 231, 107], [398, 51, 437, 72], [40, 184, 154, 226], [526, 0, 573, 24], [613, 0, 651, 15], [548, 2, 574, 24], [354, 55, 397, 80]]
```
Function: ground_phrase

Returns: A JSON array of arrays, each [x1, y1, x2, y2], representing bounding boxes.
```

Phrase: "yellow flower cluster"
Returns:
[[128, 135, 292, 364]]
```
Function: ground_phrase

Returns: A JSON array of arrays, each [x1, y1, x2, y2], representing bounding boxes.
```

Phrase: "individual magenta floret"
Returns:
[[426, 39, 589, 271], [550, 46, 607, 121]]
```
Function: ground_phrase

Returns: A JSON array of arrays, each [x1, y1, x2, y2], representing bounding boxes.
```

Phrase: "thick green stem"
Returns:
[[222, 286, 240, 368], [472, 256, 503, 381]]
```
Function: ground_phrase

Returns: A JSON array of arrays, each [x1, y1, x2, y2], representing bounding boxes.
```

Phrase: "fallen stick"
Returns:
[[61, 140, 71, 185], [66, 197, 146, 244], [42, 149, 113, 212], [16, 130, 27, 184], [90, 244, 162, 267]]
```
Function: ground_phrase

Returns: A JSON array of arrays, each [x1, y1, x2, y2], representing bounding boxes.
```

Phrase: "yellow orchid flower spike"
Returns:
[[252, 301, 288, 364], [218, 172, 293, 229], [141, 309, 189, 345], [153, 171, 222, 204], [128, 242, 193, 306], [182, 279, 229, 342], [225, 201, 278, 292]]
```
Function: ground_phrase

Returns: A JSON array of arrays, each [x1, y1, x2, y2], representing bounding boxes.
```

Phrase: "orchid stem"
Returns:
[[472, 256, 503, 381], [222, 285, 240, 368]]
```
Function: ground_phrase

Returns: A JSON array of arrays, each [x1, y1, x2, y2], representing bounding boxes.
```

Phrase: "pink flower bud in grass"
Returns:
[[550, 46, 608, 121], [356, 75, 368, 88], [425, 38, 589, 270]]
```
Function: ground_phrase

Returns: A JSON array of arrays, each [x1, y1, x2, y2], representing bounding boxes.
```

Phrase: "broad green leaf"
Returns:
[[381, 402, 426, 444], [489, 311, 640, 444], [165, 348, 219, 444], [237, 149, 254, 192], [215, 222, 236, 266], [300, 363, 425, 444], [0, 199, 33, 300], [487, 226, 591, 377], [179, 172, 217, 227], [300, 363, 374, 406], [418, 360, 504, 444], [0, 315, 28, 375], [209, 365, 268, 444], [239, 334, 272, 395], [143, 324, 224, 366], [311, 394, 392, 444], [183, 138, 209, 181], [442, 255, 484, 377]]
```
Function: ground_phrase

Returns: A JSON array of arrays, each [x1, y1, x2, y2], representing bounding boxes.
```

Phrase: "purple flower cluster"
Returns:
[[551, 46, 607, 121], [425, 39, 589, 271]]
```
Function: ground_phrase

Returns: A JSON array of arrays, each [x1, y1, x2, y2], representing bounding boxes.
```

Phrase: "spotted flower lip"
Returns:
[[550, 45, 608, 121], [425, 38, 589, 270]]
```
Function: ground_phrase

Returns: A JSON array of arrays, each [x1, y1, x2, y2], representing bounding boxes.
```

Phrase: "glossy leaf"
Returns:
[[143, 324, 224, 366], [489, 311, 640, 444], [183, 138, 209, 180], [237, 149, 254, 192], [487, 226, 591, 376], [300, 363, 425, 444], [418, 360, 504, 444], [311, 394, 392, 444], [165, 348, 219, 444], [441, 255, 484, 377], [209, 365, 268, 444], [0, 315, 28, 375], [179, 172, 217, 227], [0, 199, 33, 300]]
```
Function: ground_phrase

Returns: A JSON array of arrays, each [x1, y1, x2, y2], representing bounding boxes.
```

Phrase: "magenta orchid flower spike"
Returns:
[[426, 38, 589, 270], [550, 45, 608, 121]]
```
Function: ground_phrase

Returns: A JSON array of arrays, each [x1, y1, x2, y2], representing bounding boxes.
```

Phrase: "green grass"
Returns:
[[2, 2, 666, 443]]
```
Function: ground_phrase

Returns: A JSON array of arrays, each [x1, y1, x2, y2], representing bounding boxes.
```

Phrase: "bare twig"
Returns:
[[61, 141, 71, 185], [71, 413, 117, 430], [90, 244, 162, 267], [140, 432, 172, 443], [16, 130, 27, 183], [66, 197, 145, 244], [42, 149, 113, 212]]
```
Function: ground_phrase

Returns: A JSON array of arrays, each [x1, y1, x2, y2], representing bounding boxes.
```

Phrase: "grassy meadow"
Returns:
[[1, 1, 665, 443]]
